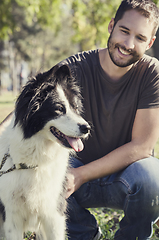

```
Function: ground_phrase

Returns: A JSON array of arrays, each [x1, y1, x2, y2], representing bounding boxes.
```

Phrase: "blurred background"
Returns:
[[0, 0, 159, 95]]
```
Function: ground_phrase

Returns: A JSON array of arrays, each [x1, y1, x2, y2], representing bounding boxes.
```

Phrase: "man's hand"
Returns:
[[66, 168, 84, 199]]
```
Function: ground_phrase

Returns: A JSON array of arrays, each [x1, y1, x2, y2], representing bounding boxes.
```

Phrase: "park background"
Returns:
[[0, 0, 159, 239]]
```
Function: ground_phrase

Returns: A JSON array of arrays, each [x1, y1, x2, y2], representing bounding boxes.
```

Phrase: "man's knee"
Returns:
[[118, 157, 159, 220], [119, 157, 159, 194]]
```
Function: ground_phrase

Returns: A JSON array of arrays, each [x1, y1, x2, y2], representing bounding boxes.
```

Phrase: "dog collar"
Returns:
[[0, 152, 38, 177]]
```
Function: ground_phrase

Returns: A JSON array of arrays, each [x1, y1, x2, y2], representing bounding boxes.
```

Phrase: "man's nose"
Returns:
[[124, 36, 135, 51]]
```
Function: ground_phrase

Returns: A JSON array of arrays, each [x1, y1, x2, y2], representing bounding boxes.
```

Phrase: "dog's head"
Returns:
[[14, 64, 90, 152]]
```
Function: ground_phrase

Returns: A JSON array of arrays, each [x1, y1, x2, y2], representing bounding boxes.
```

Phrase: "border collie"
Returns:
[[0, 64, 90, 240]]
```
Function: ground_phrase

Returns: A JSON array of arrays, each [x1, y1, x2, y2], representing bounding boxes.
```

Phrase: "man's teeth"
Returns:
[[119, 48, 130, 55]]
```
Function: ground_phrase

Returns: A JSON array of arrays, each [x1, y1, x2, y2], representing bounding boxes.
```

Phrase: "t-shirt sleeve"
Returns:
[[138, 59, 159, 109]]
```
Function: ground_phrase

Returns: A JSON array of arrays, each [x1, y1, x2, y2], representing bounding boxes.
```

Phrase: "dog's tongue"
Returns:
[[65, 136, 84, 152]]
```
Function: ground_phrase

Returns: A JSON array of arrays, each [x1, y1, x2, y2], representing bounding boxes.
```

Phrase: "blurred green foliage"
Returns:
[[0, 0, 159, 78]]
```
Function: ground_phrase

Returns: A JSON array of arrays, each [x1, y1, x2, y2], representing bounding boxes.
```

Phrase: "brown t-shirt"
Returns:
[[61, 49, 159, 164]]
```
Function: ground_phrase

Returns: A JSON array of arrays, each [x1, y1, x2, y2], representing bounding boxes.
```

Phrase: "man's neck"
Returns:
[[99, 48, 134, 81]]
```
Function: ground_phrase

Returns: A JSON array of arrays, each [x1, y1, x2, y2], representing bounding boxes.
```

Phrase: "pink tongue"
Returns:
[[65, 136, 84, 152]]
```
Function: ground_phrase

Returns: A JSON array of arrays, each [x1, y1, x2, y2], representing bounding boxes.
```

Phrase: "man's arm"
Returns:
[[66, 108, 159, 198]]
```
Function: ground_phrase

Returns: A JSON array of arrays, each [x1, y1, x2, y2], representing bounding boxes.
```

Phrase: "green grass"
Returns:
[[89, 208, 124, 240], [90, 208, 159, 239], [0, 91, 159, 239]]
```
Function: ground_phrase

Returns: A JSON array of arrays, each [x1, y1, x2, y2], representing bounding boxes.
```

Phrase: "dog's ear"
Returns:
[[39, 64, 59, 80], [40, 64, 71, 83], [54, 65, 71, 79]]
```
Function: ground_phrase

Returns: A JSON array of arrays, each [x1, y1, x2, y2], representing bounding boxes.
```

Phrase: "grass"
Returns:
[[89, 208, 124, 240], [0, 91, 159, 239], [90, 208, 159, 239]]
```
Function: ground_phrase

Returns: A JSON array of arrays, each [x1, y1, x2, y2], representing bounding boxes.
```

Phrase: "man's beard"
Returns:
[[107, 34, 141, 67]]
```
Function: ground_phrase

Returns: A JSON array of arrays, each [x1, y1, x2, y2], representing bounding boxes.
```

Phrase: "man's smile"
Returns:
[[118, 47, 132, 56]]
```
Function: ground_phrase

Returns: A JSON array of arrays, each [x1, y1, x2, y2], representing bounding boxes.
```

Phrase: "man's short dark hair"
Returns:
[[114, 0, 159, 37]]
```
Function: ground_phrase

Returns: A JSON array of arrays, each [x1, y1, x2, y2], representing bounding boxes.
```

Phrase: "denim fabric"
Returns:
[[67, 157, 159, 240]]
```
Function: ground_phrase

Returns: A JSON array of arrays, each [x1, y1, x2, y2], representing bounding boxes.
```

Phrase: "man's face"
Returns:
[[107, 9, 155, 68]]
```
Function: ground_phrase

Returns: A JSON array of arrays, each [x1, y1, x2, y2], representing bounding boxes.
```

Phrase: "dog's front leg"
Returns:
[[41, 214, 66, 240], [4, 217, 23, 240]]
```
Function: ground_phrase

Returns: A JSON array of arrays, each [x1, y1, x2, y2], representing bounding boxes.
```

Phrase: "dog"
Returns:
[[0, 64, 90, 240]]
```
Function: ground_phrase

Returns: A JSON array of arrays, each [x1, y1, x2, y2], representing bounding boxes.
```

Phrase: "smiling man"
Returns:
[[108, 11, 155, 64], [60, 1, 159, 240]]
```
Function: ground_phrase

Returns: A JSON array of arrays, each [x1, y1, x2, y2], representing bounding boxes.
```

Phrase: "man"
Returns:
[[60, 0, 159, 239], [0, 0, 159, 239]]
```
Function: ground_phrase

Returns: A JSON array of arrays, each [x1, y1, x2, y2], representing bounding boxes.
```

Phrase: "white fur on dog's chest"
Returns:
[[1, 155, 68, 234]]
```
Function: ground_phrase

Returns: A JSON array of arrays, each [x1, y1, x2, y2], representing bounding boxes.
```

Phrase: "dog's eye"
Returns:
[[55, 104, 65, 114], [58, 106, 63, 112]]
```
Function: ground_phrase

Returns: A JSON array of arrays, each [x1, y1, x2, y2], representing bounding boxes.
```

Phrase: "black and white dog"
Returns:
[[0, 64, 90, 240]]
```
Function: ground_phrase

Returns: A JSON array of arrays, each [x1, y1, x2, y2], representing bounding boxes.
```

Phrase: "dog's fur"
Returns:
[[0, 65, 90, 240]]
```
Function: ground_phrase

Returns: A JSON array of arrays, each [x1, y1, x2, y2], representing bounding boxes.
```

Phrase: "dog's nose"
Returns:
[[79, 124, 91, 134]]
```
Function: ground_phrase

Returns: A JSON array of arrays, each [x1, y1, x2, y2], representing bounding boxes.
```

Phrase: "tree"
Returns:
[[0, 0, 13, 40], [0, 0, 65, 41], [0, 0, 159, 94], [70, 0, 121, 51], [0, 0, 79, 92], [70, 0, 159, 52]]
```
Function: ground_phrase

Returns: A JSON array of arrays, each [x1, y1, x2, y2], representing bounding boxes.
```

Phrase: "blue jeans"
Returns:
[[67, 157, 159, 240]]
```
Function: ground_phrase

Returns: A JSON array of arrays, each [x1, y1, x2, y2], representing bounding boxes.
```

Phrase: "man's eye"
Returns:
[[136, 36, 146, 42], [121, 29, 129, 34]]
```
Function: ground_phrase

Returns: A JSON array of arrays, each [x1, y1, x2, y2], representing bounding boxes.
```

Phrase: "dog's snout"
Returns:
[[79, 124, 90, 134]]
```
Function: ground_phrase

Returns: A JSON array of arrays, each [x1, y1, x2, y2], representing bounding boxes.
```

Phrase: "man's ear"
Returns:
[[108, 18, 115, 34], [146, 36, 156, 50]]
